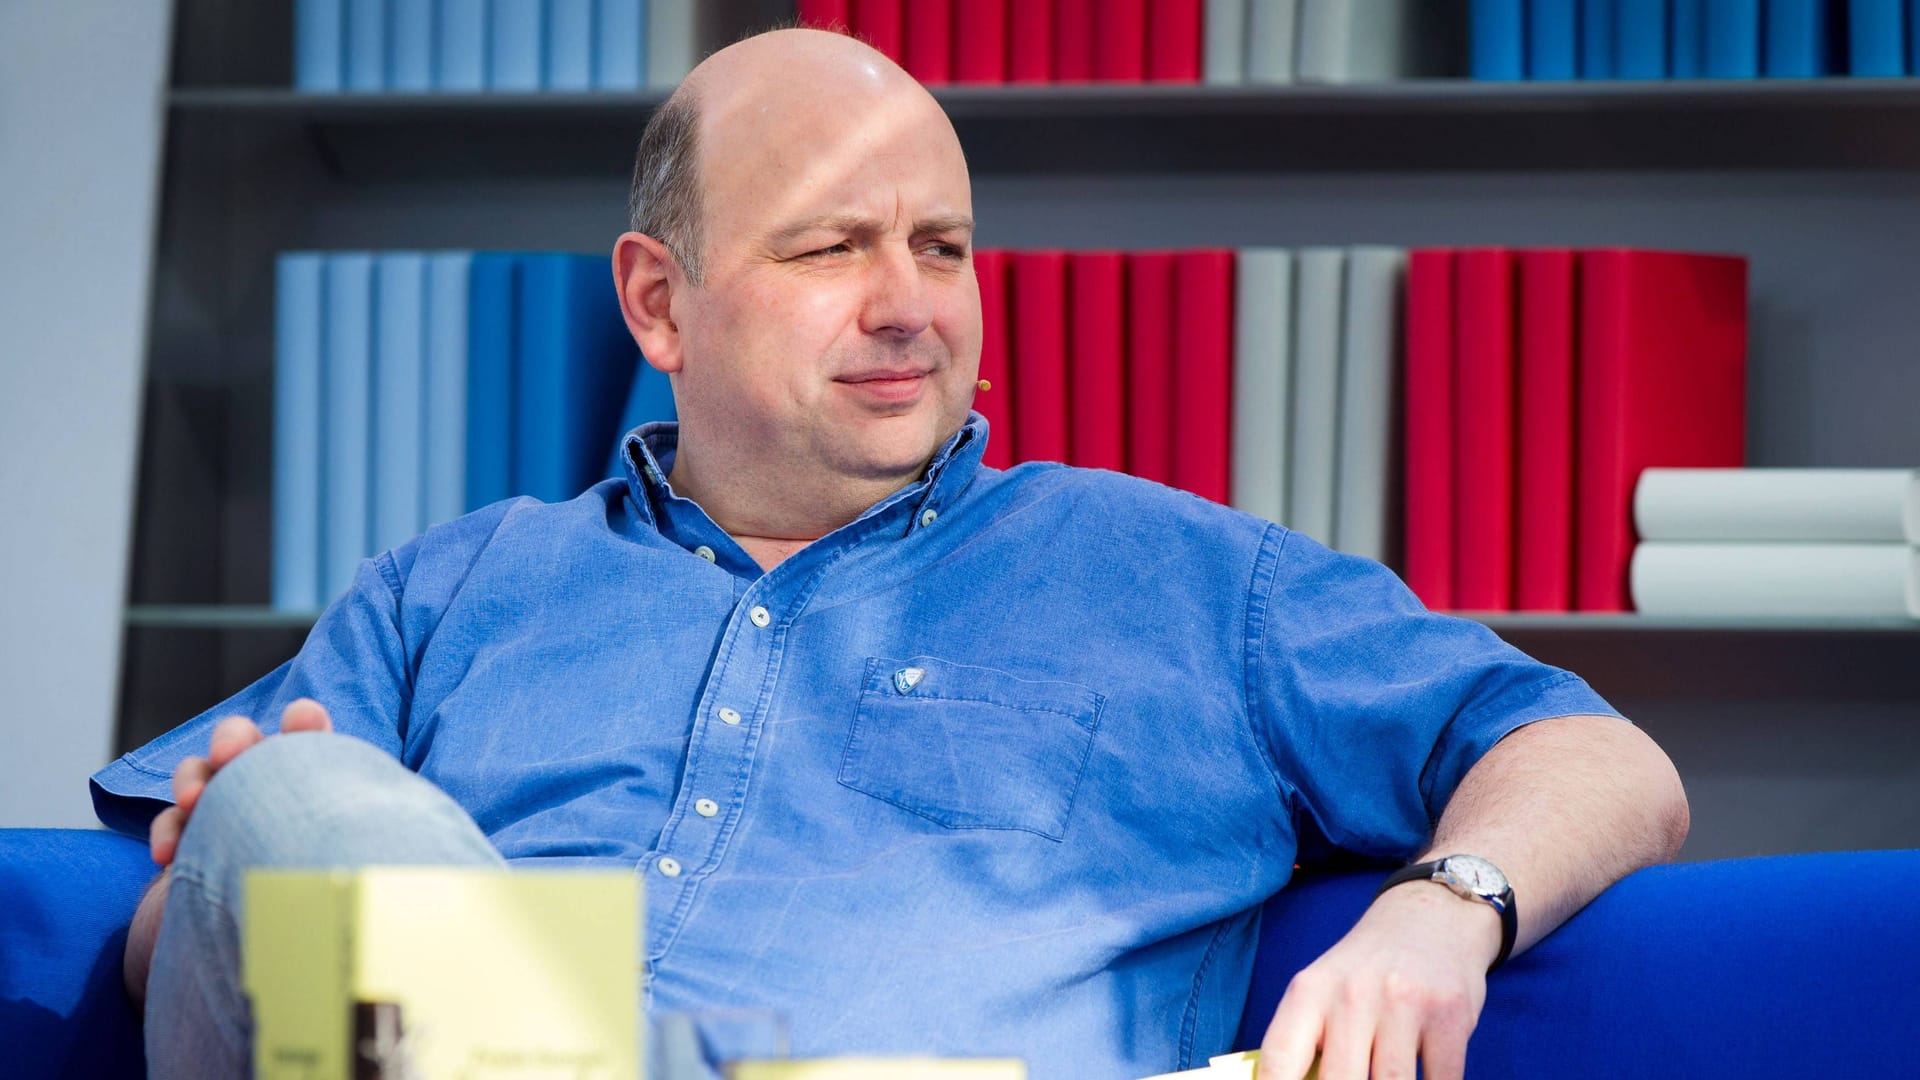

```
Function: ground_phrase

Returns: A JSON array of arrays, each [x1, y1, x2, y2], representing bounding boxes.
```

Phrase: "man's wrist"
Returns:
[[1366, 876, 1505, 970], [1373, 855, 1517, 972]]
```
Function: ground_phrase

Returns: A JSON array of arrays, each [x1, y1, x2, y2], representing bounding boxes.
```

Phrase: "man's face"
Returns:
[[670, 73, 981, 488]]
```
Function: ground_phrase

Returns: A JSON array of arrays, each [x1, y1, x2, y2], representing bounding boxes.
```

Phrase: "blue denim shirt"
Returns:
[[95, 413, 1621, 1078]]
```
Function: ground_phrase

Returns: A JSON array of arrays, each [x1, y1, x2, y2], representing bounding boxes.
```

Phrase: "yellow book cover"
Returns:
[[726, 1060, 1026, 1080], [243, 866, 642, 1080]]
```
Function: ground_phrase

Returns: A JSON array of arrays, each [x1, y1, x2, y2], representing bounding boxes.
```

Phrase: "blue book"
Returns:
[[389, 0, 435, 91], [1703, 0, 1760, 75], [294, 0, 345, 91], [465, 254, 519, 511], [1848, 0, 1906, 75], [1912, 0, 1920, 75], [1617, 0, 1670, 77], [606, 355, 677, 479], [1470, 0, 1527, 79], [372, 254, 427, 554], [438, 0, 489, 91], [273, 254, 326, 612], [515, 254, 642, 502], [344, 0, 387, 91], [595, 0, 648, 90], [1529, 0, 1580, 79], [323, 254, 375, 602], [1582, 0, 1618, 77], [547, 0, 594, 90], [491, 0, 547, 91], [1671, 0, 1705, 77], [1763, 0, 1831, 76], [424, 252, 472, 527]]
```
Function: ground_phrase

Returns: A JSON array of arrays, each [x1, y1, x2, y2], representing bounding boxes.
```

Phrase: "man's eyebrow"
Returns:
[[764, 213, 975, 247]]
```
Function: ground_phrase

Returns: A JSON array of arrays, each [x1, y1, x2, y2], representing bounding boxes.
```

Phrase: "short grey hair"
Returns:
[[628, 89, 705, 286]]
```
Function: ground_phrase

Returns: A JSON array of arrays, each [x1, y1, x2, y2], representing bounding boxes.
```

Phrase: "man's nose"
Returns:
[[859, 244, 934, 339]]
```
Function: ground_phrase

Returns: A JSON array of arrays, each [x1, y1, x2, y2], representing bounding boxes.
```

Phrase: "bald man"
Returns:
[[102, 29, 1687, 1080]]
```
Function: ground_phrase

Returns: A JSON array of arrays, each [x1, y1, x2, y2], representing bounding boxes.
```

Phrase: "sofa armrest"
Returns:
[[1237, 850, 1920, 1075], [0, 827, 155, 1077]]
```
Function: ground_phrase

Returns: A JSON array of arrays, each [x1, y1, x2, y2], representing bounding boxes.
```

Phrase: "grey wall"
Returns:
[[0, 1, 174, 826]]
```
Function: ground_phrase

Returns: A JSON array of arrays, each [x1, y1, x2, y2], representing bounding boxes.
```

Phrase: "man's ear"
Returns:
[[613, 231, 686, 374]]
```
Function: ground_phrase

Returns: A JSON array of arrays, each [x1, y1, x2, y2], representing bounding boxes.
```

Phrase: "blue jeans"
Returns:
[[145, 732, 503, 1079]]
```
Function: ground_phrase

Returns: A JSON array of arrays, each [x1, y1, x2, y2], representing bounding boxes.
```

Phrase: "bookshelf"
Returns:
[[125, 0, 1920, 859]]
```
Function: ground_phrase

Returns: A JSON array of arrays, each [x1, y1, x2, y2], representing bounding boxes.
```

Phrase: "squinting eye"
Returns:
[[808, 242, 851, 257]]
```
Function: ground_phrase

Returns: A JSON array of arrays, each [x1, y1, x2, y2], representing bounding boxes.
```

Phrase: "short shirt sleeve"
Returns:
[[1246, 526, 1625, 860], [90, 552, 414, 838]]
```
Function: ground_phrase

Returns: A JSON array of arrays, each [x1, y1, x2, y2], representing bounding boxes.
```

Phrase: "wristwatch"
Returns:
[[1373, 854, 1517, 973]]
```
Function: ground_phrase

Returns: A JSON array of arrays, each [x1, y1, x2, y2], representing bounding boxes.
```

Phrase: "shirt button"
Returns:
[[920, 508, 938, 527], [749, 605, 771, 627], [694, 545, 716, 562], [718, 707, 742, 725], [694, 798, 719, 818], [656, 856, 682, 878]]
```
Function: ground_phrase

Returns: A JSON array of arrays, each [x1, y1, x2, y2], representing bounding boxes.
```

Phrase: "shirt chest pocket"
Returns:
[[837, 656, 1104, 842]]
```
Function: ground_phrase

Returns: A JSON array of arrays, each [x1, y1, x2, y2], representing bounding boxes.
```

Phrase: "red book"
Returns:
[[1093, 0, 1147, 81], [1011, 251, 1071, 464], [1007, 0, 1052, 82], [1055, 0, 1096, 80], [904, 0, 954, 83], [1403, 249, 1455, 611], [798, 0, 853, 31], [1577, 250, 1747, 612], [1454, 248, 1517, 612], [852, 0, 906, 65], [1069, 252, 1126, 472], [954, 0, 1010, 83], [1125, 251, 1176, 486], [1515, 249, 1578, 613], [1145, 0, 1202, 81], [1172, 249, 1234, 503], [974, 249, 1015, 468]]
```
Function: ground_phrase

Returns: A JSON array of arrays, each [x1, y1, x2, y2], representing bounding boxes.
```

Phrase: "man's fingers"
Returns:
[[1416, 1011, 1474, 1080], [206, 715, 265, 770], [1257, 980, 1328, 1080], [150, 806, 182, 866], [171, 756, 212, 818], [1313, 982, 1378, 1080], [280, 697, 333, 734], [1367, 978, 1425, 1080]]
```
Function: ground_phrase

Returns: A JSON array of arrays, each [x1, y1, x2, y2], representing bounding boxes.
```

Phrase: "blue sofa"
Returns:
[[4, 827, 1915, 1077]]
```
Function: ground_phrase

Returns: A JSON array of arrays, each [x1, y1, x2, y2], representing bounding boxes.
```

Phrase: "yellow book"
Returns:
[[243, 866, 642, 1080], [726, 1060, 1026, 1080], [1137, 1050, 1317, 1080]]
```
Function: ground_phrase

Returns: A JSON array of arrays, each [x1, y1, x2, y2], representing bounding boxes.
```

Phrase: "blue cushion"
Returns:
[[1238, 850, 1920, 1075], [0, 828, 153, 1076]]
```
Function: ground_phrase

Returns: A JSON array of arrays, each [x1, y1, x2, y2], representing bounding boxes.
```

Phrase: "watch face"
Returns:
[[1439, 855, 1509, 898]]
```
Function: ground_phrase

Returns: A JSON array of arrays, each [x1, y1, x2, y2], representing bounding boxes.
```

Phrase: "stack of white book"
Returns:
[[1630, 469, 1920, 619], [1204, 0, 1453, 85]]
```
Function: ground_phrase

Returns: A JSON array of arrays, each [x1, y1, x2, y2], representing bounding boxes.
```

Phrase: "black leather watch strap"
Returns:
[[1373, 859, 1518, 974]]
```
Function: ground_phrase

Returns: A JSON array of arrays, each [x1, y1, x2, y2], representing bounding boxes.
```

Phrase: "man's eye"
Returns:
[[805, 242, 851, 258], [923, 243, 967, 259]]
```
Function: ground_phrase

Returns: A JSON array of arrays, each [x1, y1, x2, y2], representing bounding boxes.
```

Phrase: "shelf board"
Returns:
[[165, 80, 1920, 175]]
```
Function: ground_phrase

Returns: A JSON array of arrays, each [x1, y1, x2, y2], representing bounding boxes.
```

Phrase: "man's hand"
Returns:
[[1254, 881, 1501, 1080], [147, 698, 334, 866]]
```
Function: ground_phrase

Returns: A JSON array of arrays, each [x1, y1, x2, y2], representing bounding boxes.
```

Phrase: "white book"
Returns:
[[1296, 0, 1428, 83], [1232, 248, 1294, 523], [1246, 0, 1299, 84], [424, 253, 472, 529], [1333, 245, 1405, 564], [1288, 247, 1344, 543], [648, 0, 698, 88], [1636, 468, 1920, 544], [1631, 542, 1920, 619], [1205, 0, 1249, 84]]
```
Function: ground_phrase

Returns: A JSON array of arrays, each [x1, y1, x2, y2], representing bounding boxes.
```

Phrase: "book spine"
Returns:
[[295, 0, 346, 91], [438, 0, 489, 91], [1068, 253, 1127, 471], [547, 0, 595, 91], [798, 0, 854, 30], [1912, 0, 1920, 76], [490, 0, 547, 91], [1583, 0, 1618, 77], [1763, 0, 1830, 76], [1288, 247, 1344, 541], [1403, 249, 1455, 610], [1529, 0, 1579, 79], [1616, 0, 1671, 78], [1670, 0, 1706, 77], [1204, 0, 1248, 84], [1454, 248, 1517, 611], [1246, 0, 1299, 83], [1472, 0, 1526, 80], [1631, 543, 1920, 618], [1634, 468, 1920, 543], [1703, 0, 1761, 76], [905, 0, 956, 83], [1093, 0, 1147, 80], [273, 253, 325, 612], [1011, 251, 1071, 464], [323, 253, 375, 601], [560, 256, 644, 498], [1231, 248, 1293, 523], [1333, 246, 1405, 565], [1001, 0, 1044, 82], [1515, 249, 1578, 612], [515, 254, 566, 501], [647, 0, 697, 88], [1147, 0, 1203, 81], [594, 0, 646, 90], [465, 254, 519, 511], [854, 0, 908, 65], [1125, 251, 1177, 487], [1296, 0, 1354, 82], [1173, 250, 1235, 504], [372, 253, 428, 553], [389, 0, 435, 91], [344, 0, 388, 91], [1848, 0, 1907, 75], [974, 249, 1016, 468], [1056, 0, 1097, 80], [424, 253, 471, 529]]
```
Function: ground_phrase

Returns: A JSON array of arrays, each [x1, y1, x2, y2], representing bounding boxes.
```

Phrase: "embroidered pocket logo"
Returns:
[[893, 667, 926, 695]]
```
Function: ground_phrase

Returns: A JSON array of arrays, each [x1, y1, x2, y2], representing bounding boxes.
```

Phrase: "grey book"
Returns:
[[1206, 0, 1250, 84], [1631, 543, 1920, 619], [1232, 248, 1295, 524], [1247, 0, 1300, 84], [1332, 246, 1406, 564], [1289, 247, 1345, 544]]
